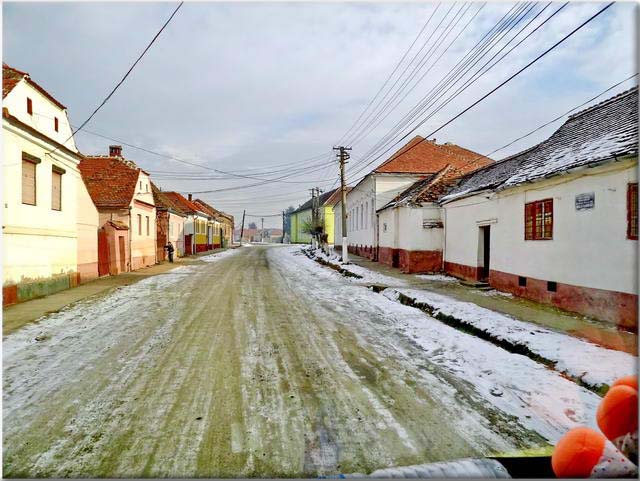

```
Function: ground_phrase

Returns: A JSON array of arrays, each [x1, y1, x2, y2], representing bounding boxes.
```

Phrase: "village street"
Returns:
[[3, 245, 614, 478]]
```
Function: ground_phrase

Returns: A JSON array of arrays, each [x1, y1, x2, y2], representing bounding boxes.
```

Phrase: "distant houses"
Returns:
[[2, 63, 234, 307]]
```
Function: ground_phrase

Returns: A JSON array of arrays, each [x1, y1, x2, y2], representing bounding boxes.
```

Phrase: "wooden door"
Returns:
[[98, 228, 110, 276], [118, 236, 126, 272]]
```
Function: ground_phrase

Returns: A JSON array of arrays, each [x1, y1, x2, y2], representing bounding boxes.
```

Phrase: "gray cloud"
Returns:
[[3, 2, 636, 227]]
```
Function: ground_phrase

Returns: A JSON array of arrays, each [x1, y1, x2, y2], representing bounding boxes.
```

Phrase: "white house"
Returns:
[[440, 87, 638, 329], [376, 166, 456, 273], [2, 63, 99, 305], [338, 135, 491, 260]]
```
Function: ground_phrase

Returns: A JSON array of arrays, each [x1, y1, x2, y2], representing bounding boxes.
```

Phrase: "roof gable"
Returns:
[[3, 63, 66, 109]]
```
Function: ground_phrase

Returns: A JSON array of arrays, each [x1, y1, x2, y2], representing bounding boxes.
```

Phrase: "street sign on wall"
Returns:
[[575, 192, 595, 211]]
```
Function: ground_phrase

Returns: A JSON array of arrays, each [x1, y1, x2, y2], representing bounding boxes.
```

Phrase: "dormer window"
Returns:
[[54, 117, 59, 132], [27, 97, 33, 115]]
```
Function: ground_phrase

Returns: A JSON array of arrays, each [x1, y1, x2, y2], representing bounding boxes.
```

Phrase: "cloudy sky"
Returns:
[[3, 1, 636, 227]]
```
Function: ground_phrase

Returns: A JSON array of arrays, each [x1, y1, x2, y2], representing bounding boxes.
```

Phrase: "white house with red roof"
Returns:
[[440, 88, 638, 328], [2, 63, 100, 305], [79, 146, 157, 272], [337, 136, 492, 261]]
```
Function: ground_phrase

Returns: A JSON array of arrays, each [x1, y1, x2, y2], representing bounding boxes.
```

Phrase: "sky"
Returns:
[[3, 1, 637, 228]]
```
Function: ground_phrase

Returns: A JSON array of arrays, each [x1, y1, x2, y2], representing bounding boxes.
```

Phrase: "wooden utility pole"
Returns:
[[261, 217, 264, 243], [240, 209, 246, 245], [333, 146, 351, 262], [282, 210, 285, 243]]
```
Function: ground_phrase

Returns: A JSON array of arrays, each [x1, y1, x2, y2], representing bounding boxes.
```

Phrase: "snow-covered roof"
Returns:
[[442, 87, 639, 202]]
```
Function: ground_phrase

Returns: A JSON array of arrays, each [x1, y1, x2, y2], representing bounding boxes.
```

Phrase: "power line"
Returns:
[[334, 3, 441, 146], [349, 2, 540, 174], [52, 2, 184, 155], [348, 2, 614, 180]]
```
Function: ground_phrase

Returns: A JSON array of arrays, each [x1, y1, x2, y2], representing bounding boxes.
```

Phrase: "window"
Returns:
[[518, 276, 527, 287], [54, 117, 59, 132], [21, 152, 40, 205], [138, 214, 142, 235], [547, 281, 557, 292], [51, 168, 63, 211], [627, 183, 638, 240], [146, 216, 150, 236], [145, 183, 149, 193], [525, 199, 553, 240], [27, 97, 33, 115], [139, 181, 142, 191]]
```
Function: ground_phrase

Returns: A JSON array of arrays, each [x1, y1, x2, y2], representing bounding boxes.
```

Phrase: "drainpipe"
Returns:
[[128, 206, 132, 272], [154, 207, 158, 264]]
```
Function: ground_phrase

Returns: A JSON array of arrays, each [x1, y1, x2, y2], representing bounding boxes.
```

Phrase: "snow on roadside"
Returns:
[[200, 248, 241, 263], [384, 288, 636, 389], [414, 273, 459, 283], [307, 248, 406, 286], [284, 246, 603, 443]]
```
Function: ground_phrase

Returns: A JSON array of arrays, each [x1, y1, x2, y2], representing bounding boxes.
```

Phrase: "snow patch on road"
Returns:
[[289, 246, 603, 443], [200, 248, 241, 263], [385, 288, 636, 389], [414, 274, 459, 283]]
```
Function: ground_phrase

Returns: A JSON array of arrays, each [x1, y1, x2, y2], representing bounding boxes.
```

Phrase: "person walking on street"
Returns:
[[165, 242, 175, 263]]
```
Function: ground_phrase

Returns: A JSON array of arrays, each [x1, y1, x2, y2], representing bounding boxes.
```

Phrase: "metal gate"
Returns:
[[98, 228, 110, 276]]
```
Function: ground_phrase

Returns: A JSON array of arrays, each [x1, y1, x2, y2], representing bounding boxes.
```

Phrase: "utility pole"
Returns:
[[261, 217, 264, 243], [282, 210, 285, 243], [333, 146, 351, 262], [240, 209, 246, 246]]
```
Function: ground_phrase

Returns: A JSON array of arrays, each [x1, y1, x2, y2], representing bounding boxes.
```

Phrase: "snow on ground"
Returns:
[[308, 248, 407, 286], [3, 264, 198, 421], [383, 288, 636, 389], [414, 274, 459, 283], [288, 246, 602, 443], [200, 247, 241, 263]]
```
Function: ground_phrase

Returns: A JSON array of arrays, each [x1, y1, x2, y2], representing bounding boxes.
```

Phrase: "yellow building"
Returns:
[[2, 63, 100, 305]]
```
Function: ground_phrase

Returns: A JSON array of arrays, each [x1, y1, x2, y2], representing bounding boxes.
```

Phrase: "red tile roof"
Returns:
[[323, 186, 352, 206], [151, 182, 187, 216], [159, 192, 203, 215], [193, 199, 220, 218], [374, 135, 492, 174], [79, 156, 142, 209], [3, 63, 66, 109]]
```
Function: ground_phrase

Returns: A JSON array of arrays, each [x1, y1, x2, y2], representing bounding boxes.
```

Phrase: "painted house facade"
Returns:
[[80, 146, 157, 272], [158, 192, 210, 255], [289, 189, 337, 244], [2, 63, 100, 305], [152, 183, 187, 260], [441, 88, 638, 328], [337, 136, 491, 260]]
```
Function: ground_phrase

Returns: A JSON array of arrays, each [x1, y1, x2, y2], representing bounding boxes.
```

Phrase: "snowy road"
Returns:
[[3, 245, 603, 477]]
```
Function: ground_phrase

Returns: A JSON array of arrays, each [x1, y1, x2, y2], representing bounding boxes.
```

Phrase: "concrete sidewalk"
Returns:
[[345, 253, 637, 355], [2, 248, 230, 336]]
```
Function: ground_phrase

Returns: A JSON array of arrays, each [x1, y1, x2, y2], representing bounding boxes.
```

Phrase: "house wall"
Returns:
[[323, 205, 335, 244], [291, 209, 312, 243], [168, 212, 186, 256], [2, 93, 86, 305], [77, 178, 99, 282], [443, 159, 638, 327], [346, 174, 425, 258], [103, 223, 130, 276], [378, 204, 443, 273]]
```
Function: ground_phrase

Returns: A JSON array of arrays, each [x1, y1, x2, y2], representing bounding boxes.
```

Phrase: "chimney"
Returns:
[[109, 145, 123, 157], [188, 194, 192, 201]]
